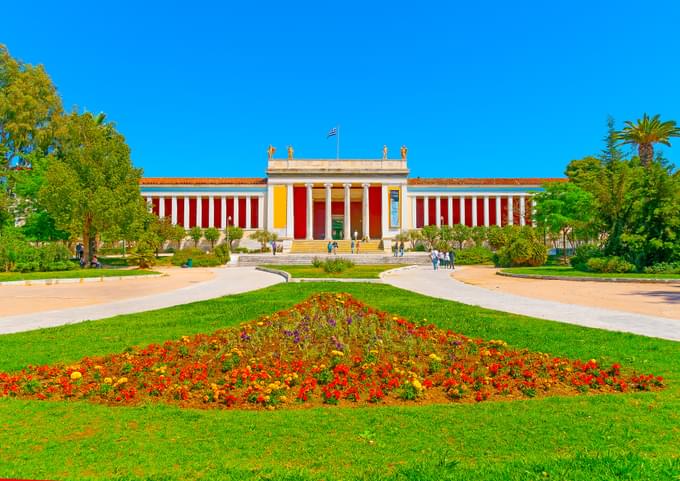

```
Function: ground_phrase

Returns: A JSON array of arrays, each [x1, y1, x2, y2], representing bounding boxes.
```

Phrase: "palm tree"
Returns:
[[616, 114, 680, 166]]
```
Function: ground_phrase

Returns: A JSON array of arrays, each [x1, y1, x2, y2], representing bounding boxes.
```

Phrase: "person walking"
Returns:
[[327, 241, 332, 255], [399, 241, 405, 257], [351, 239, 355, 254], [431, 249, 439, 271], [449, 249, 456, 270], [392, 242, 398, 257], [444, 251, 450, 269], [332, 241, 338, 255], [75, 243, 83, 260], [271, 240, 276, 256]]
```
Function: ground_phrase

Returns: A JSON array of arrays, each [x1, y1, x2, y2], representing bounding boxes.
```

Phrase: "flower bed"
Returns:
[[0, 293, 664, 409]]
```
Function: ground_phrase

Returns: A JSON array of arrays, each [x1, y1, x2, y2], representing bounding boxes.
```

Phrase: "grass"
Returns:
[[0, 283, 678, 480], [501, 266, 680, 280], [262, 264, 398, 279], [0, 268, 161, 282], [99, 255, 174, 267]]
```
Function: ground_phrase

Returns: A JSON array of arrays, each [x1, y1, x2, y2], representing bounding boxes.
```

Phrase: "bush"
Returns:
[[320, 258, 355, 273], [213, 244, 231, 264], [311, 257, 322, 268], [585, 256, 636, 273], [495, 237, 547, 267], [643, 262, 680, 274], [0, 227, 77, 272], [570, 244, 603, 271], [454, 247, 494, 265], [171, 248, 223, 267]]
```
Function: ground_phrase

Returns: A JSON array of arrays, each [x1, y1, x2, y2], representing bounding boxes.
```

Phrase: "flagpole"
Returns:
[[336, 125, 340, 160]]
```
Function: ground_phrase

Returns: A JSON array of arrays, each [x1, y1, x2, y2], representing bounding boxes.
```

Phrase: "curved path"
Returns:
[[0, 267, 283, 335], [382, 266, 680, 341]]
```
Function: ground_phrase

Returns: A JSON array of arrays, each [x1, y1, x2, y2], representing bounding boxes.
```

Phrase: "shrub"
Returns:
[[130, 234, 158, 269], [585, 256, 636, 273], [171, 248, 223, 268], [0, 227, 77, 272], [321, 258, 355, 273], [570, 244, 603, 271], [643, 262, 680, 274], [495, 237, 547, 267], [311, 257, 322, 268], [454, 247, 494, 265], [213, 244, 231, 264]]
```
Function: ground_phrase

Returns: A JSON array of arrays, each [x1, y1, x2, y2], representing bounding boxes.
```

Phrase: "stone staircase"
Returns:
[[290, 240, 383, 254]]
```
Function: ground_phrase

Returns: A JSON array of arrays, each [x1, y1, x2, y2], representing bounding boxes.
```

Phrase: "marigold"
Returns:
[[70, 372, 82, 380]]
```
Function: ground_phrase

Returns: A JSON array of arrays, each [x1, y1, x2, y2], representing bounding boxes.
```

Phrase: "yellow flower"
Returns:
[[331, 350, 344, 357], [104, 377, 113, 384], [412, 379, 423, 391], [428, 353, 442, 362], [116, 377, 128, 385], [70, 371, 82, 380]]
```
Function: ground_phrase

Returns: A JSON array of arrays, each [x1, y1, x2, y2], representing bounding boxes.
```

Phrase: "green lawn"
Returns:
[[262, 264, 398, 278], [0, 268, 161, 282], [0, 283, 678, 480], [501, 266, 680, 280]]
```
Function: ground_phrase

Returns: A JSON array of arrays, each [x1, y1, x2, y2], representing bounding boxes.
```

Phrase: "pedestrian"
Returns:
[[351, 239, 355, 254], [399, 241, 405, 257], [444, 251, 450, 269], [392, 242, 398, 257], [271, 240, 276, 255], [333, 241, 338, 255], [449, 249, 456, 270], [431, 249, 439, 271], [327, 241, 332, 255], [75, 243, 83, 260]]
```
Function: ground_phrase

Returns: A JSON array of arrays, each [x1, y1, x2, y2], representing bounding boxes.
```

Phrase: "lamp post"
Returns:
[[226, 215, 232, 249]]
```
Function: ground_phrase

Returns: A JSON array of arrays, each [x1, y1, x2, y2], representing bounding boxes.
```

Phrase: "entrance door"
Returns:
[[331, 215, 344, 240]]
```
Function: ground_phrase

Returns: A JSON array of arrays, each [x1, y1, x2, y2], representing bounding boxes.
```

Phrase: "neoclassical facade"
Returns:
[[140, 156, 561, 242]]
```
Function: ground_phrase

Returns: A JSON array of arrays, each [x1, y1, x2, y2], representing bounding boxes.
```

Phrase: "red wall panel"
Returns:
[[313, 202, 325, 239], [416, 198, 424, 228], [440, 198, 449, 225], [189, 198, 197, 228], [452, 198, 461, 225], [293, 187, 307, 239], [489, 197, 497, 226], [214, 197, 222, 229], [476, 198, 484, 226], [226, 198, 234, 226], [238, 198, 246, 228], [369, 186, 381, 239], [151, 198, 160, 216], [176, 197, 185, 226], [163, 198, 172, 219], [251, 197, 259, 229], [350, 201, 362, 238], [201, 198, 210, 228], [427, 198, 436, 226], [464, 198, 473, 227]]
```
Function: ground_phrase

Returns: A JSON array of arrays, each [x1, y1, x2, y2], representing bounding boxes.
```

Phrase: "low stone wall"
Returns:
[[237, 253, 430, 266]]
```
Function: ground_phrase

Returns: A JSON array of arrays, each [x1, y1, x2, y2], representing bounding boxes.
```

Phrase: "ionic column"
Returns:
[[325, 183, 333, 241], [233, 196, 240, 228], [471, 196, 478, 226], [171, 196, 178, 225], [423, 196, 430, 226], [257, 195, 264, 229], [306, 183, 314, 240], [266, 185, 274, 231], [220, 197, 227, 229], [447, 197, 453, 227], [483, 196, 490, 227], [495, 197, 502, 226], [286, 184, 294, 238], [245, 196, 252, 229], [183, 197, 190, 228], [508, 196, 514, 226], [208, 195, 215, 228], [362, 183, 370, 239], [343, 183, 351, 240], [401, 185, 409, 230], [381, 184, 388, 239], [196, 196, 203, 228], [158, 196, 165, 218], [459, 196, 466, 225], [435, 196, 441, 227], [519, 195, 526, 226], [411, 196, 418, 228]]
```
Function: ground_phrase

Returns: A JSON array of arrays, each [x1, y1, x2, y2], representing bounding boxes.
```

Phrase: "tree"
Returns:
[[450, 224, 470, 249], [616, 113, 680, 167], [189, 226, 203, 247], [224, 225, 243, 249], [405, 229, 422, 250], [169, 224, 186, 250], [486, 225, 507, 251], [39, 111, 142, 264], [420, 225, 440, 250], [470, 226, 487, 247], [204, 227, 220, 249], [250, 229, 277, 251]]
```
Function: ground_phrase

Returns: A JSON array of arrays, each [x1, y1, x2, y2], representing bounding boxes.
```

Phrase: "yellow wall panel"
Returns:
[[273, 185, 287, 229]]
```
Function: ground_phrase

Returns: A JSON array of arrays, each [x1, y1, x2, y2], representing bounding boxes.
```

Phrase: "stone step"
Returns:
[[290, 240, 383, 254], [234, 253, 430, 266]]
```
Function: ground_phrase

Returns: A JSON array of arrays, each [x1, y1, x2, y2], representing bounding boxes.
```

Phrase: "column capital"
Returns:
[[362, 183, 371, 188], [342, 183, 352, 188], [305, 183, 314, 188], [324, 183, 333, 189]]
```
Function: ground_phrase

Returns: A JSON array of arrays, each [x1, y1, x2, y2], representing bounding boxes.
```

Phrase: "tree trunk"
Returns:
[[82, 220, 92, 267], [639, 143, 653, 167]]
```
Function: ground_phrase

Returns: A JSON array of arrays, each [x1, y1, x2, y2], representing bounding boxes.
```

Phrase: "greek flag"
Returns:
[[327, 127, 337, 138]]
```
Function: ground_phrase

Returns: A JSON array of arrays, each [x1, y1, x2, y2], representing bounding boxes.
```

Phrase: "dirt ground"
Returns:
[[453, 266, 680, 320], [0, 268, 215, 317]]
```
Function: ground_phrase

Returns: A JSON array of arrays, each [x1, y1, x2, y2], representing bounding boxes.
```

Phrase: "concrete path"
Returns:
[[382, 266, 680, 341], [0, 267, 283, 335]]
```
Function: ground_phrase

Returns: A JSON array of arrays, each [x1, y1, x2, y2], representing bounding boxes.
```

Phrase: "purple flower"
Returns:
[[346, 316, 353, 325], [240, 331, 251, 341], [327, 318, 337, 328]]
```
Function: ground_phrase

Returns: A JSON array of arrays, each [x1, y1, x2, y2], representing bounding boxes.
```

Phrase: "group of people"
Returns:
[[75, 243, 102, 268], [430, 248, 455, 270], [392, 241, 406, 257], [327, 241, 339, 254]]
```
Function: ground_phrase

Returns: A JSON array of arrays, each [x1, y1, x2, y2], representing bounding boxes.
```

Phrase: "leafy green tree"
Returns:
[[129, 232, 158, 269], [470, 226, 487, 247], [204, 227, 220, 249], [189, 226, 203, 247], [169, 224, 186, 250], [250, 229, 277, 251], [224, 225, 243, 249], [420, 225, 440, 250], [486, 225, 507, 251], [405, 229, 422, 250], [616, 113, 680, 167], [39, 111, 142, 263], [450, 224, 470, 249]]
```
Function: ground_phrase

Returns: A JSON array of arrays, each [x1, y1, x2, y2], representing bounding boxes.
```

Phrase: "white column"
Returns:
[[183, 197, 190, 228], [447, 197, 453, 227], [220, 197, 227, 229], [423, 196, 430, 226], [158, 196, 165, 218], [519, 195, 526, 226], [381, 184, 388, 239], [145, 197, 152, 212], [531, 197, 537, 227], [459, 196, 465, 225], [362, 183, 370, 239], [257, 195, 264, 229], [343, 183, 351, 240], [471, 196, 478, 227], [495, 197, 502, 226], [401, 185, 409, 230], [233, 196, 240, 228], [171, 196, 178, 225], [435, 196, 441, 227], [266, 185, 274, 231], [196, 196, 203, 228], [508, 196, 514, 226], [246, 196, 252, 229], [306, 183, 314, 240], [483, 196, 490, 227], [208, 195, 215, 228], [412, 196, 418, 228], [325, 183, 332, 241], [286, 184, 294, 238]]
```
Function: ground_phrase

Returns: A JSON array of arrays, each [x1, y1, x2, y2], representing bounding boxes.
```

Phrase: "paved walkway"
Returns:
[[382, 266, 680, 341], [0, 267, 283, 335]]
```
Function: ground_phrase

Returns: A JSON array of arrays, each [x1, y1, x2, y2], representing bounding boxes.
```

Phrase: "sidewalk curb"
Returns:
[[255, 266, 290, 282], [0, 273, 164, 287], [497, 271, 680, 284]]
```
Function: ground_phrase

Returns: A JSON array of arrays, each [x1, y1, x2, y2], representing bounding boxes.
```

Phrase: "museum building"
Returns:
[[140, 153, 562, 247]]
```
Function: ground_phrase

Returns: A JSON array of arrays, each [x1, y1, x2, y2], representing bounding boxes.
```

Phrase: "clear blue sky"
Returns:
[[3, 1, 679, 178]]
